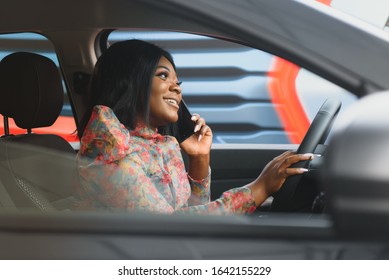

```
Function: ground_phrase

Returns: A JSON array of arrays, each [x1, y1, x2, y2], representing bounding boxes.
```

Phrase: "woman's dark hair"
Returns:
[[78, 39, 175, 138]]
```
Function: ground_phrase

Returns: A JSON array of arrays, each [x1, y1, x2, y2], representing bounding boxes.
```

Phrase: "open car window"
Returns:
[[0, 29, 359, 216], [108, 30, 357, 145]]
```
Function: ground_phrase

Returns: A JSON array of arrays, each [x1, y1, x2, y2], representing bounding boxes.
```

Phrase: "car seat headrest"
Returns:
[[0, 52, 64, 129]]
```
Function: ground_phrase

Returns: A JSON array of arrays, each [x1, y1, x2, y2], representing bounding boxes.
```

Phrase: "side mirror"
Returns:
[[323, 91, 389, 239]]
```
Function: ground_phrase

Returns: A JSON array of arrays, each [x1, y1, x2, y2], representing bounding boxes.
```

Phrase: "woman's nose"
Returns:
[[171, 80, 182, 94]]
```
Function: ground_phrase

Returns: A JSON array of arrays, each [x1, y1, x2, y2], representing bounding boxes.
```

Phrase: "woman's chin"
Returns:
[[167, 114, 179, 123]]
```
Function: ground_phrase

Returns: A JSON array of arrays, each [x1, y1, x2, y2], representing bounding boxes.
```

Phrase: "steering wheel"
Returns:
[[270, 97, 342, 212]]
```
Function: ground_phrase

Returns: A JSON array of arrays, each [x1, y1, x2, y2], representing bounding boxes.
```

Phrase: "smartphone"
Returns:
[[158, 99, 196, 143], [175, 99, 196, 143]]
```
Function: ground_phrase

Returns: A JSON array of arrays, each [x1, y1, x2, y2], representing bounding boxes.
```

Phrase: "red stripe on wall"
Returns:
[[0, 115, 79, 143], [268, 0, 332, 144], [268, 57, 310, 144], [316, 0, 332, 5]]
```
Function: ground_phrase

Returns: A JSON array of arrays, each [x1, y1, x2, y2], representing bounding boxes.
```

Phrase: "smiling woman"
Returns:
[[75, 39, 312, 215], [149, 56, 183, 128]]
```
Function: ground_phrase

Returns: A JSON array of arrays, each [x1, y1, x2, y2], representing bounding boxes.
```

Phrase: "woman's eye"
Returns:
[[157, 72, 168, 79]]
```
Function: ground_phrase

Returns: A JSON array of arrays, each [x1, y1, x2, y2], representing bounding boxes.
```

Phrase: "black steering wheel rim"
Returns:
[[270, 97, 342, 212]]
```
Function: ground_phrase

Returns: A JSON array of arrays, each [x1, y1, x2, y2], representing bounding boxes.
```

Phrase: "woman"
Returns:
[[76, 39, 312, 214]]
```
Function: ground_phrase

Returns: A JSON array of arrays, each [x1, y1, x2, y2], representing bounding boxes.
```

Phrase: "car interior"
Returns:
[[0, 47, 344, 216], [0, 10, 375, 216], [0, 47, 355, 218]]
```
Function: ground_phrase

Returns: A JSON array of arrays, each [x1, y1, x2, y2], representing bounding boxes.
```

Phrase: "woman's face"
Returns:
[[149, 56, 182, 129]]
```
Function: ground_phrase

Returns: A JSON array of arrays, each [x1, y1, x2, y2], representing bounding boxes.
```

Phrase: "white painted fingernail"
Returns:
[[300, 168, 309, 173], [194, 125, 200, 132], [191, 115, 196, 121], [198, 134, 202, 142]]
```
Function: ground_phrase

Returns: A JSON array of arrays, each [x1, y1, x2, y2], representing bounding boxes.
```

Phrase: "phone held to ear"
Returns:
[[175, 99, 196, 143], [158, 99, 196, 143]]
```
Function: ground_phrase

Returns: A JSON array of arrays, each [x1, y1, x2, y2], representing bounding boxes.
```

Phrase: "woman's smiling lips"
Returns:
[[163, 97, 180, 109]]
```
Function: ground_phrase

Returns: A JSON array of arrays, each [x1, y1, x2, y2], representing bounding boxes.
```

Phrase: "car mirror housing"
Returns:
[[323, 91, 389, 239]]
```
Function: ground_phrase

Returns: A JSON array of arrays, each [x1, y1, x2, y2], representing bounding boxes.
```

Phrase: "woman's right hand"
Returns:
[[249, 151, 314, 205]]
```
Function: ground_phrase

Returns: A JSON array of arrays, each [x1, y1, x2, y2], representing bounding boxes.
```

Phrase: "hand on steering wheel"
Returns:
[[270, 97, 342, 212]]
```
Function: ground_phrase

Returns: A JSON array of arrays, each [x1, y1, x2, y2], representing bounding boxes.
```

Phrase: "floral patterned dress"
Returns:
[[76, 105, 257, 215]]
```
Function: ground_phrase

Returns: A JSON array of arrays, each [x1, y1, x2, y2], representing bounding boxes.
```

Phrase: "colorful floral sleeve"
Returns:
[[78, 106, 130, 163], [179, 186, 257, 215], [184, 167, 257, 215], [186, 167, 211, 206]]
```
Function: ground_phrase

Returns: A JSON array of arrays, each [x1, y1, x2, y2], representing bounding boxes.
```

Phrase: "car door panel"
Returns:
[[184, 144, 298, 200]]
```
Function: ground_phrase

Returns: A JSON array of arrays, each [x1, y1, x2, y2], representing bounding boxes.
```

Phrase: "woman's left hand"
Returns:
[[179, 113, 212, 157]]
